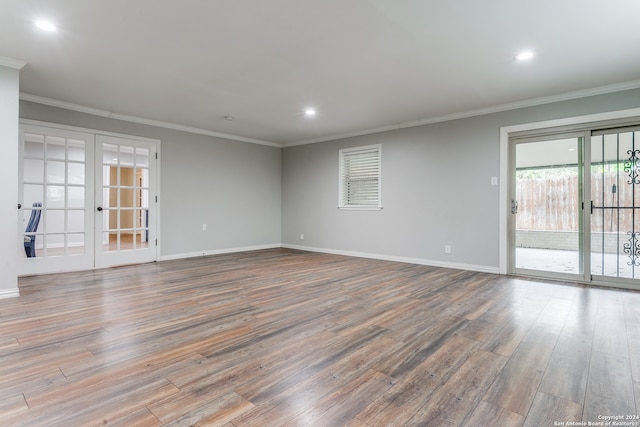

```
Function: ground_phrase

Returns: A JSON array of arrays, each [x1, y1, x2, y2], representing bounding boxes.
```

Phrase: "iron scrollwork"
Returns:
[[623, 148, 640, 267], [624, 149, 640, 185], [624, 232, 640, 266]]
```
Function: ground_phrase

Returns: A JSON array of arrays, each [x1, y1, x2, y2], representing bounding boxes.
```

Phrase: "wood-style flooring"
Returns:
[[1, 248, 639, 426]]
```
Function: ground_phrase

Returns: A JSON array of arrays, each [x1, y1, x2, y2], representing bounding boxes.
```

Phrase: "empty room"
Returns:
[[1, 1, 640, 426]]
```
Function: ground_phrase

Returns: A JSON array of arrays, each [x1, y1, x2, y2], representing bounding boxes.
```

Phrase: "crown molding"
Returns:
[[0, 56, 27, 70], [20, 79, 640, 149], [19, 93, 281, 148], [283, 80, 640, 147]]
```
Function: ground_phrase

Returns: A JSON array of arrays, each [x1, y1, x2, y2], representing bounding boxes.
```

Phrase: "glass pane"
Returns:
[[137, 168, 149, 188], [119, 146, 134, 167], [68, 210, 84, 233], [23, 225, 42, 258], [515, 137, 581, 274], [22, 209, 43, 233], [103, 144, 119, 165], [119, 209, 135, 230], [68, 186, 85, 209], [24, 159, 44, 183], [134, 209, 142, 229], [138, 189, 149, 209], [67, 233, 85, 256], [44, 234, 65, 257], [47, 185, 66, 208], [103, 187, 112, 209], [104, 231, 118, 252], [67, 139, 85, 161], [120, 188, 134, 208], [108, 208, 118, 231], [591, 130, 640, 279], [136, 147, 149, 167], [24, 134, 45, 158], [46, 136, 66, 160], [46, 210, 65, 233], [68, 162, 85, 185], [24, 184, 44, 209], [137, 228, 149, 245], [46, 161, 66, 184]]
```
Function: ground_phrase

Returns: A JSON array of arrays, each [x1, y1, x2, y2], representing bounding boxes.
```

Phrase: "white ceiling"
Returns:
[[2, 0, 640, 147]]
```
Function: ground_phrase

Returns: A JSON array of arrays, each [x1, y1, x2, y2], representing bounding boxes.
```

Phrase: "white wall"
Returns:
[[0, 64, 22, 297], [282, 88, 640, 272], [20, 101, 282, 260]]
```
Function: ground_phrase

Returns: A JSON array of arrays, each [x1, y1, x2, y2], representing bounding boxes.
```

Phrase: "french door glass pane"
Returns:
[[22, 132, 86, 260], [101, 141, 151, 254]]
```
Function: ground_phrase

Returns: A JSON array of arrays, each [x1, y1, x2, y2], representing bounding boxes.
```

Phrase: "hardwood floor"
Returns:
[[1, 248, 639, 426]]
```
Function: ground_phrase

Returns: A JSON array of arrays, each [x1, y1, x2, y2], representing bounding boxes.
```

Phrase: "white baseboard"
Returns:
[[159, 242, 500, 274], [282, 244, 501, 274], [159, 243, 282, 261], [0, 288, 20, 299]]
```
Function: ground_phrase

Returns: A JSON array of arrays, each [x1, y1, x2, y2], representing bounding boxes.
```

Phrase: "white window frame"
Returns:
[[338, 144, 382, 210]]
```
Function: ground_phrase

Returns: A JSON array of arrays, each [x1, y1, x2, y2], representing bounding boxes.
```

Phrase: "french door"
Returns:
[[95, 135, 156, 268], [510, 125, 640, 286], [18, 124, 157, 275]]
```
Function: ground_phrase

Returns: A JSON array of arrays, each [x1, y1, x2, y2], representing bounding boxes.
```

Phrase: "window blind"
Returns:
[[339, 145, 381, 208]]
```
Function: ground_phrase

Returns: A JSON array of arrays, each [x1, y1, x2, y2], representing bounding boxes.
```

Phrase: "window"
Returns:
[[338, 144, 382, 209]]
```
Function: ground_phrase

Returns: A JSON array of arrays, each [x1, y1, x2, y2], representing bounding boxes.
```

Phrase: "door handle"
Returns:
[[17, 203, 21, 209], [511, 200, 518, 214], [97, 207, 103, 212]]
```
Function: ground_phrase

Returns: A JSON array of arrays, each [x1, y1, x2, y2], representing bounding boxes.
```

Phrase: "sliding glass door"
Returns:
[[510, 124, 640, 287]]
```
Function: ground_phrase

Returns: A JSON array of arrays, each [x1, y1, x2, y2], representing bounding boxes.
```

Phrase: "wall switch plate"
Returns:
[[202, 224, 207, 231], [300, 233, 304, 240], [491, 176, 498, 186], [445, 245, 451, 254]]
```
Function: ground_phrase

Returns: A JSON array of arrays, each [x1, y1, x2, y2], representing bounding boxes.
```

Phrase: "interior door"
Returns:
[[95, 135, 156, 268], [511, 135, 586, 280], [18, 125, 95, 274]]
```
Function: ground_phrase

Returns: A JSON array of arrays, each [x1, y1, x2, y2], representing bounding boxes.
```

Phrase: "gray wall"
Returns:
[[18, 88, 640, 271], [282, 88, 640, 271], [20, 101, 282, 258]]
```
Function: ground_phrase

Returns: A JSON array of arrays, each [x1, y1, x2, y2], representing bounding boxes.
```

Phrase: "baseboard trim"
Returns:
[[160, 243, 500, 274], [282, 244, 501, 274], [0, 288, 20, 299], [159, 243, 283, 261]]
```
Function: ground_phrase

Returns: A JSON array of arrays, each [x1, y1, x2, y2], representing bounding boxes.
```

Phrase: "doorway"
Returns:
[[18, 123, 158, 275], [509, 123, 640, 287]]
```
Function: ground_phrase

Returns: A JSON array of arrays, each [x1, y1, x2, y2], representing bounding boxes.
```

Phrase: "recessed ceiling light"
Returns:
[[304, 108, 317, 117], [515, 51, 534, 61], [35, 20, 57, 32]]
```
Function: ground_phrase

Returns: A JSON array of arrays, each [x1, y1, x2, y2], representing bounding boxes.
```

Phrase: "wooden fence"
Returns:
[[516, 172, 640, 233]]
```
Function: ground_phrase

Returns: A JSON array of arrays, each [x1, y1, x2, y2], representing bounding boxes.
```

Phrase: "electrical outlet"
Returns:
[[202, 224, 207, 231], [300, 233, 305, 240], [445, 245, 451, 254]]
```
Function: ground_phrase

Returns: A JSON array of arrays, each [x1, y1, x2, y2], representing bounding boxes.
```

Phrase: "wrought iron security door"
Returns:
[[591, 127, 640, 280]]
